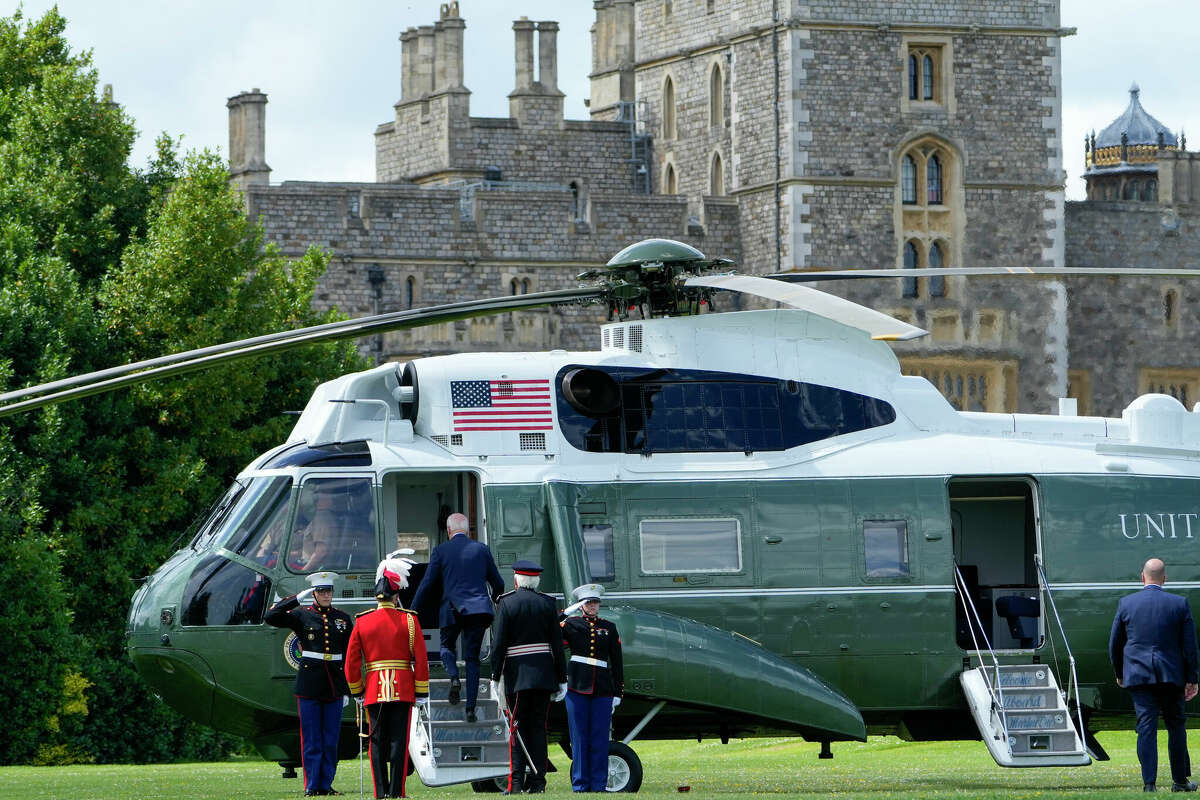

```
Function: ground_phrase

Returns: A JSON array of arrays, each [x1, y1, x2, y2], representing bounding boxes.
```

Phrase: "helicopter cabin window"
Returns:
[[182, 554, 272, 626], [287, 477, 376, 572], [557, 366, 896, 455], [582, 523, 616, 582], [862, 520, 910, 579], [639, 518, 741, 574]]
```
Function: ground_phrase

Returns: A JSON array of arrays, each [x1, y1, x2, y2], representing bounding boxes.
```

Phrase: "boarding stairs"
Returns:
[[408, 676, 510, 788], [954, 558, 1092, 768]]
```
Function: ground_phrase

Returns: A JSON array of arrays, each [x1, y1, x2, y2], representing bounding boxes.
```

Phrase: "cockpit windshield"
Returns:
[[285, 477, 377, 572], [194, 476, 291, 555]]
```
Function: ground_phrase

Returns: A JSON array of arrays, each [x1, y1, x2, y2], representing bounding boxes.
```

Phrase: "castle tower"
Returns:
[[589, 0, 635, 121], [1083, 84, 1176, 202], [227, 88, 271, 193]]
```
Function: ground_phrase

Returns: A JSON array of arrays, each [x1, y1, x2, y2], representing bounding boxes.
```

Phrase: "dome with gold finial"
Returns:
[[1084, 84, 1178, 202]]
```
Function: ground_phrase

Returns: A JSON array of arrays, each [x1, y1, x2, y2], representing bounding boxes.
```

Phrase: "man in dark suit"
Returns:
[[490, 560, 568, 794], [1110, 557, 1200, 793], [411, 512, 504, 722]]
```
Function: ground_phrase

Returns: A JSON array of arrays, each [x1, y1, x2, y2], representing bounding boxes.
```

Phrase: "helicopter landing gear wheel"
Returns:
[[605, 740, 642, 792]]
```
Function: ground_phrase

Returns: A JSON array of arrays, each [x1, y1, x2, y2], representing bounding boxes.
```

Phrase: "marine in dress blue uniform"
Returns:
[[489, 560, 567, 794], [560, 583, 624, 793], [411, 512, 503, 720], [265, 571, 354, 797], [1109, 557, 1200, 792]]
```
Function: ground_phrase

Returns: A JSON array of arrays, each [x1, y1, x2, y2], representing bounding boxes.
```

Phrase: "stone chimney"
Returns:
[[589, 0, 635, 120], [415, 25, 436, 96], [513, 18, 535, 92], [400, 28, 417, 100], [537, 21, 559, 92], [440, 2, 465, 90], [227, 88, 270, 192]]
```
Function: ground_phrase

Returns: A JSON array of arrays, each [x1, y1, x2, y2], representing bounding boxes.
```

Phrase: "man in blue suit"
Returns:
[[412, 511, 504, 722], [1110, 557, 1200, 793]]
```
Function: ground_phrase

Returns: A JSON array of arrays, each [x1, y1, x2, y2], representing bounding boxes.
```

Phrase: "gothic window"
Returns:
[[522, 278, 531, 294], [1165, 288, 1179, 329], [665, 162, 677, 194], [710, 152, 724, 196], [922, 55, 934, 100], [663, 76, 676, 140], [905, 44, 945, 106], [1123, 180, 1138, 201], [902, 240, 919, 299], [405, 276, 415, 309], [902, 156, 917, 204], [929, 240, 946, 298], [709, 64, 724, 128], [510, 278, 520, 295], [1141, 368, 1200, 410], [927, 155, 943, 204], [907, 55, 918, 101]]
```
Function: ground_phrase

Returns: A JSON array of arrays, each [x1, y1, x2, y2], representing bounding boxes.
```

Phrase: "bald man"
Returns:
[[412, 512, 504, 721], [1110, 557, 1200, 792]]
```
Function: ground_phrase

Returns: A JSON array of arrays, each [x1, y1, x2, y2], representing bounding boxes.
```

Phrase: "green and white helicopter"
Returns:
[[6, 239, 1200, 792]]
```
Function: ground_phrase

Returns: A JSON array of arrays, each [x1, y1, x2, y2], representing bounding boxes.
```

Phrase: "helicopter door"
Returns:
[[950, 478, 1041, 651], [379, 470, 484, 659]]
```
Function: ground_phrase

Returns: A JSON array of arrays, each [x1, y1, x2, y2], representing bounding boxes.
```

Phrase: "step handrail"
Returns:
[[1034, 554, 1088, 752], [953, 562, 1009, 740]]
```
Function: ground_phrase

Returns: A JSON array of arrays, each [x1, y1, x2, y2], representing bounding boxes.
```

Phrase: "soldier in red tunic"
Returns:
[[345, 556, 430, 798]]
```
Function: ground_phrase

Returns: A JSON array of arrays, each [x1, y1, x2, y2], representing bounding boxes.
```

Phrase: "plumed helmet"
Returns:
[[375, 556, 414, 596]]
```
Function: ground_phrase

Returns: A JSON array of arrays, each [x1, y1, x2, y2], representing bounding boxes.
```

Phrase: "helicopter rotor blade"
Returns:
[[683, 274, 928, 341], [0, 287, 604, 418], [765, 266, 1200, 282]]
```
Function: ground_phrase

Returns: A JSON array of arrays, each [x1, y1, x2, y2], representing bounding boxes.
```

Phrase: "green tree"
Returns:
[[0, 9, 365, 763]]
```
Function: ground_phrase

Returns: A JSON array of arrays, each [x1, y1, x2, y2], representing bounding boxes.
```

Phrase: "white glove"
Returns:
[[562, 600, 585, 616], [611, 696, 621, 708], [354, 696, 364, 708], [415, 697, 429, 708], [552, 682, 568, 702], [296, 588, 315, 604]]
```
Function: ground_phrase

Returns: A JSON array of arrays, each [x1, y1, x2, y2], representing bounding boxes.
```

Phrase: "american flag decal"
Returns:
[[451, 379, 553, 432]]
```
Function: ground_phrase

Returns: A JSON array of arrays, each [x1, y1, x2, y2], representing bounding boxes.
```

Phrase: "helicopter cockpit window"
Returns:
[[639, 518, 741, 574], [190, 480, 247, 551], [182, 554, 272, 626], [287, 477, 376, 572], [863, 520, 910, 579], [581, 523, 615, 582], [231, 477, 293, 568], [557, 366, 896, 455]]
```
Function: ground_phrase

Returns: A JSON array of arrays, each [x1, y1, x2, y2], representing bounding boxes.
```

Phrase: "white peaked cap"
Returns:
[[307, 571, 335, 589], [572, 583, 604, 602]]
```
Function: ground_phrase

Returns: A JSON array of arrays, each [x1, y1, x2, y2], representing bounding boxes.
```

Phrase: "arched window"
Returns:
[[901, 156, 917, 204], [405, 276, 415, 309], [665, 162, 677, 194], [1123, 180, 1138, 201], [1165, 289, 1178, 326], [510, 278, 519, 296], [927, 155, 942, 204], [907, 55, 918, 101], [662, 76, 676, 139], [929, 241, 946, 298], [1145, 179, 1158, 202], [902, 241, 919, 299], [710, 152, 724, 195], [570, 181, 581, 220], [709, 64, 724, 128], [521, 278, 531, 294], [922, 55, 934, 100]]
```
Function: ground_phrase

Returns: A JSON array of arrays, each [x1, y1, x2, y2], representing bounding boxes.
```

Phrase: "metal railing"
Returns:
[[1034, 554, 1088, 752], [953, 562, 1009, 744]]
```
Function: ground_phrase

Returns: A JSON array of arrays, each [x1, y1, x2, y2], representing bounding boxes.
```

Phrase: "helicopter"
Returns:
[[8, 237, 1200, 791]]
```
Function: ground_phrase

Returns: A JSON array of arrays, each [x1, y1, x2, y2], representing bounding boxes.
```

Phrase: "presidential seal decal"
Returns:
[[283, 632, 302, 671]]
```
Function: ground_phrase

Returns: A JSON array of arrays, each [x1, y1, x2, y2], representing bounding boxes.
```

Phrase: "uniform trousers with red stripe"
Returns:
[[367, 701, 413, 798], [506, 689, 551, 793], [298, 697, 344, 795]]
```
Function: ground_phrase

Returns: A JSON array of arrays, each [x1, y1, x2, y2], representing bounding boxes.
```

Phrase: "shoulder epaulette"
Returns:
[[355, 607, 378, 618], [497, 589, 516, 599], [537, 591, 556, 601]]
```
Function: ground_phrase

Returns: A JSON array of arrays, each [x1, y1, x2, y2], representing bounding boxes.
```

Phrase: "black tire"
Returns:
[[469, 776, 506, 793], [605, 740, 642, 793]]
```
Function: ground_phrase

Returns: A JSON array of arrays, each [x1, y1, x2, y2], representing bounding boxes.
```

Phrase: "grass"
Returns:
[[0, 731, 1180, 799]]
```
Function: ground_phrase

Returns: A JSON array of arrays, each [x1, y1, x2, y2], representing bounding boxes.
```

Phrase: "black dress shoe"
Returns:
[[1173, 781, 1198, 792], [465, 706, 477, 723], [1146, 785, 1157, 793], [448, 677, 461, 705]]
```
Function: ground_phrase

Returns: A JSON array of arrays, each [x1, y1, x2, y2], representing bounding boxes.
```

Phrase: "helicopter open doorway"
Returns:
[[951, 478, 1042, 652]]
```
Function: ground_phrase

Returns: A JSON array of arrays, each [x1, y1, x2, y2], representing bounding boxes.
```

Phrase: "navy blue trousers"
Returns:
[[439, 612, 490, 708], [565, 691, 613, 792], [1129, 683, 1190, 786], [298, 696, 343, 793]]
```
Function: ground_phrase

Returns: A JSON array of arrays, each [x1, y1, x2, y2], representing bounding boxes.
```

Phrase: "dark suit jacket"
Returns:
[[411, 533, 504, 628], [490, 587, 568, 693], [1110, 584, 1200, 688]]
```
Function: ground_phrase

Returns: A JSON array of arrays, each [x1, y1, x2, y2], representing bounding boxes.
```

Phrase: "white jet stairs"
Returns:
[[409, 677, 510, 787], [961, 663, 1090, 767]]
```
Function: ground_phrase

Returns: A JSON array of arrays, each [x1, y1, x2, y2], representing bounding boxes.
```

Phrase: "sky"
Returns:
[[12, 1, 1197, 201]]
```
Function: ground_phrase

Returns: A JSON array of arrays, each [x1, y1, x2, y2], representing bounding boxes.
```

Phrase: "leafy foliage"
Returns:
[[0, 9, 365, 764]]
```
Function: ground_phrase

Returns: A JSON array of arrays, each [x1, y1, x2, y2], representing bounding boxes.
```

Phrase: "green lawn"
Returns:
[[0, 732, 1180, 799]]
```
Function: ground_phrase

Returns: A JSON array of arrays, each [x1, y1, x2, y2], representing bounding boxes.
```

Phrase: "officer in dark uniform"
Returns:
[[560, 583, 624, 792], [265, 571, 354, 797], [489, 560, 567, 794]]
